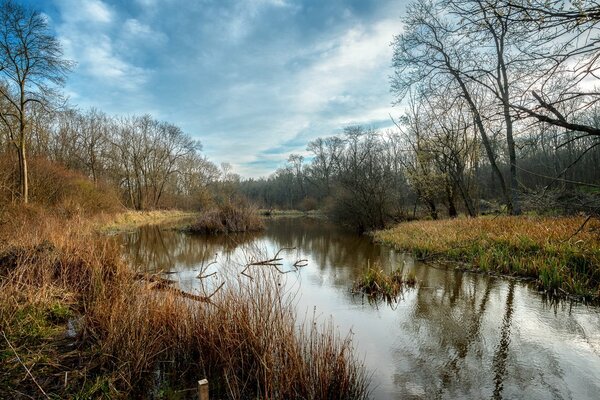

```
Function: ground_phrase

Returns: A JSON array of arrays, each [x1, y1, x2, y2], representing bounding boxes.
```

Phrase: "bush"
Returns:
[[0, 156, 122, 215], [188, 200, 265, 234]]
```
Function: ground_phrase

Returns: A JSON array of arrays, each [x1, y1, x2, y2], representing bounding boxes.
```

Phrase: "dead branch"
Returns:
[[564, 214, 595, 242], [293, 259, 308, 268], [241, 247, 303, 279], [134, 272, 222, 304], [197, 259, 217, 279], [197, 271, 217, 279]]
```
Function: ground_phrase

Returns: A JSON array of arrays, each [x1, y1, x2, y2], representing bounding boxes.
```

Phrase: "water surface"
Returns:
[[122, 217, 600, 399]]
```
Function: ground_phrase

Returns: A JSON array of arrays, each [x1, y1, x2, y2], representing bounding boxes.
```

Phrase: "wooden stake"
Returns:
[[198, 379, 209, 400]]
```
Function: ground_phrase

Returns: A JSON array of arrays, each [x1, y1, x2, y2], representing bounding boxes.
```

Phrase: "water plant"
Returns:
[[353, 262, 417, 303]]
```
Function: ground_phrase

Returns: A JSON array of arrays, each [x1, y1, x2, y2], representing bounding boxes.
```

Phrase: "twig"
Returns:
[[197, 271, 217, 279], [197, 259, 218, 279], [2, 331, 50, 399], [241, 247, 300, 279], [564, 215, 594, 242], [293, 259, 308, 268]]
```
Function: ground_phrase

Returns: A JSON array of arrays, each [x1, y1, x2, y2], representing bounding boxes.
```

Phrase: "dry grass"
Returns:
[[374, 215, 600, 299], [0, 208, 369, 399], [99, 209, 201, 233], [188, 202, 265, 235], [353, 264, 417, 303]]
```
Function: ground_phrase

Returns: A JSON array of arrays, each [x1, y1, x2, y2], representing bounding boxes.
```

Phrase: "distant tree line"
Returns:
[[1, 103, 227, 210], [239, 0, 600, 231]]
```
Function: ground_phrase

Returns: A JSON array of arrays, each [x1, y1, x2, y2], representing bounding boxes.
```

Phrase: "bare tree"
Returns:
[[0, 0, 72, 203], [496, 0, 600, 137], [392, 0, 514, 212]]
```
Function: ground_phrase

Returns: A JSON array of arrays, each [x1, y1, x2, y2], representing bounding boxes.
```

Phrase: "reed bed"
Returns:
[[99, 209, 201, 233], [187, 202, 265, 235], [0, 210, 369, 399], [374, 215, 600, 300]]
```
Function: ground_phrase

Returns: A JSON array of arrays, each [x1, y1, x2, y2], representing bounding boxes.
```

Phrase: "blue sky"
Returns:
[[31, 0, 406, 177]]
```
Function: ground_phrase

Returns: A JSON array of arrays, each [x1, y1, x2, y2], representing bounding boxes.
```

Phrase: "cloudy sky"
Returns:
[[27, 0, 406, 177]]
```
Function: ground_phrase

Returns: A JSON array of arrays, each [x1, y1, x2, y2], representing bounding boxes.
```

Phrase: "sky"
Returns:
[[28, 0, 406, 177]]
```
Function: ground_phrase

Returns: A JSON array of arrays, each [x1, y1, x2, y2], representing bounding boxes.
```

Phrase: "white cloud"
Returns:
[[123, 18, 168, 45], [83, 35, 148, 85], [57, 0, 113, 24], [293, 19, 397, 112], [54, 0, 152, 94], [226, 19, 398, 176]]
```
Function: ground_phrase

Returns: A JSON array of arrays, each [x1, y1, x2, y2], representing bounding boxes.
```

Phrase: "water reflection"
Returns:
[[121, 218, 600, 400]]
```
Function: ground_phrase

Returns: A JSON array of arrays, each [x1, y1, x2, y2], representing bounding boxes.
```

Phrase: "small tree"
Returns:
[[0, 0, 71, 203]]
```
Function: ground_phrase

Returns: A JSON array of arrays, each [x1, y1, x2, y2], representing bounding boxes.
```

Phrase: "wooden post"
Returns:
[[198, 379, 209, 400]]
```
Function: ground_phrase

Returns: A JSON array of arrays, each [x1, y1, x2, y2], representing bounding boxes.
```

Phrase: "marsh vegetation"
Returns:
[[0, 0, 600, 398]]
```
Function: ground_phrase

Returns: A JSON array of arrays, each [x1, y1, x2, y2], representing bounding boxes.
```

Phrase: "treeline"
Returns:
[[0, 102, 232, 211], [0, 1, 228, 213], [1, 107, 224, 210], [240, 0, 600, 230]]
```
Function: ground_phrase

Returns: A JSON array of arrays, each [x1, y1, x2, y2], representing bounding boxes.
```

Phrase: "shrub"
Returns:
[[188, 200, 265, 234]]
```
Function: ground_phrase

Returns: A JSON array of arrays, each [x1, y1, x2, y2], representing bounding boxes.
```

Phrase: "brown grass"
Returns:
[[188, 202, 265, 235], [353, 265, 417, 303], [98, 209, 201, 233], [0, 208, 369, 399], [374, 215, 600, 299]]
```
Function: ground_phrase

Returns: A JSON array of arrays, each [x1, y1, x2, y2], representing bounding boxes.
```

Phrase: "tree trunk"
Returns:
[[504, 104, 521, 215], [20, 144, 28, 204], [446, 182, 458, 218]]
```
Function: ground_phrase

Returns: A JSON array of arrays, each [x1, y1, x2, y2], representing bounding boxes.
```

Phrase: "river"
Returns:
[[121, 217, 600, 399]]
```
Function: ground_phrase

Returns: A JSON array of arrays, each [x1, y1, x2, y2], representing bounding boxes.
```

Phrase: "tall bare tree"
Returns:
[[0, 0, 71, 203]]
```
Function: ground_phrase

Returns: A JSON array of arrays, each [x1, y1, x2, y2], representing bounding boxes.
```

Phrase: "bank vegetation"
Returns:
[[374, 216, 600, 300], [0, 207, 370, 399]]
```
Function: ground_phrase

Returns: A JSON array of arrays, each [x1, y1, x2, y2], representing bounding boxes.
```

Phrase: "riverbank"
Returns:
[[374, 215, 600, 300], [259, 209, 326, 218], [0, 209, 369, 399], [98, 209, 201, 233]]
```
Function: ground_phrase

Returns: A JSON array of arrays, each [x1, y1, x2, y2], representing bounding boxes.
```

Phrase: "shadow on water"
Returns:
[[121, 217, 600, 400]]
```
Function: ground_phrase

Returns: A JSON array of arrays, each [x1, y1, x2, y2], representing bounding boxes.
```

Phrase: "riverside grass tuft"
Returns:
[[0, 208, 370, 399], [354, 264, 417, 303], [373, 215, 600, 300]]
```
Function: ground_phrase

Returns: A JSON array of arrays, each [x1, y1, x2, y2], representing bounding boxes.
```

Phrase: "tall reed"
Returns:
[[0, 208, 370, 399]]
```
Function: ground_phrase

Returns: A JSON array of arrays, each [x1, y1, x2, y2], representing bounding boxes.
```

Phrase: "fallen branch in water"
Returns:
[[134, 272, 223, 303], [293, 259, 308, 268], [197, 259, 218, 279], [241, 247, 308, 279]]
